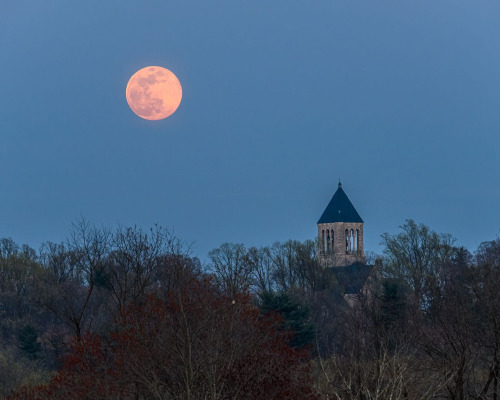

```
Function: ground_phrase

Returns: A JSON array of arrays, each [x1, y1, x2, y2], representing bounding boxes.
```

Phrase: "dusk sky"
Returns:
[[1, 1, 499, 261]]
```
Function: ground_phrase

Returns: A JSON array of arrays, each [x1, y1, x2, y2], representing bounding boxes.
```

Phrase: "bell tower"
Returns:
[[318, 182, 365, 266]]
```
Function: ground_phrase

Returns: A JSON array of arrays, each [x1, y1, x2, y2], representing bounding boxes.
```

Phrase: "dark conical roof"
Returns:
[[317, 182, 363, 224]]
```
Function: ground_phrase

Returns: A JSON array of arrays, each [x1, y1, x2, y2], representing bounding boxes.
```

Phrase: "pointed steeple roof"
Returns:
[[317, 181, 363, 224]]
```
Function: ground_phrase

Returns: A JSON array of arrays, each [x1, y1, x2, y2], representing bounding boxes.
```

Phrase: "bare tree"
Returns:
[[40, 218, 111, 341], [106, 225, 165, 315], [249, 246, 276, 293], [381, 219, 455, 306], [469, 240, 500, 399], [313, 287, 449, 400], [208, 243, 255, 295]]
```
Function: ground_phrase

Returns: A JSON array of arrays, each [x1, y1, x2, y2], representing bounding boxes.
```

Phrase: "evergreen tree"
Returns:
[[18, 325, 41, 359], [260, 291, 315, 349]]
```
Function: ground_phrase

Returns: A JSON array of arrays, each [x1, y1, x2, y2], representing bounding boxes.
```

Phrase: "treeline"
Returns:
[[206, 222, 500, 399], [1, 219, 500, 399], [0, 220, 202, 397]]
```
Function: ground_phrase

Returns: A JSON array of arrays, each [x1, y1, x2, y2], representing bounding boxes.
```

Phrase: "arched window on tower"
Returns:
[[356, 229, 360, 254], [345, 229, 349, 254], [350, 229, 354, 253]]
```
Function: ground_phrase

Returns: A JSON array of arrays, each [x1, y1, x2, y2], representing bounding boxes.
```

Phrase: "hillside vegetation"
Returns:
[[1, 219, 500, 399]]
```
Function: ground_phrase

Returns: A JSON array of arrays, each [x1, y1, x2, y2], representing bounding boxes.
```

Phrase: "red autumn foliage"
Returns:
[[8, 333, 124, 400], [10, 278, 316, 399]]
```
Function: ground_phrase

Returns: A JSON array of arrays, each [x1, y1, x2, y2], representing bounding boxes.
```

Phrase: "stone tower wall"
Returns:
[[318, 222, 365, 266]]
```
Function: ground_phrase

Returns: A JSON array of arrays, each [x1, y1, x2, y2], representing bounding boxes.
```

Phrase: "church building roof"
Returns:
[[331, 263, 374, 294], [317, 182, 363, 224]]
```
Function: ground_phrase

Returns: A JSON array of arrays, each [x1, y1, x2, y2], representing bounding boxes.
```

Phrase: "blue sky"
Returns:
[[1, 1, 499, 261]]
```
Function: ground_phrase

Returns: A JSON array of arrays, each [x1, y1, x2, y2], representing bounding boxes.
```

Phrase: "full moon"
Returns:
[[126, 66, 182, 120]]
